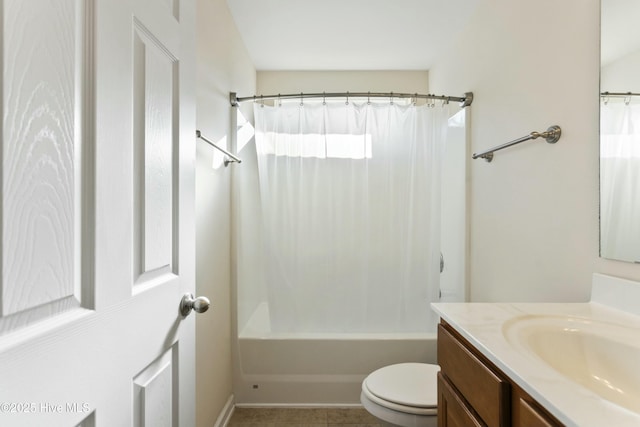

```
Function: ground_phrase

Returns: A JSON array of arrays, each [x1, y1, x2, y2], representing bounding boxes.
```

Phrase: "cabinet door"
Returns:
[[438, 373, 486, 427]]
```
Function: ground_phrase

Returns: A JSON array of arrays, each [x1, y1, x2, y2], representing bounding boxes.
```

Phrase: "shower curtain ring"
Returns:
[[390, 91, 394, 105], [413, 93, 417, 106], [278, 94, 282, 107], [323, 91, 326, 106], [346, 91, 349, 105], [300, 92, 303, 107], [367, 91, 371, 105], [260, 95, 264, 108]]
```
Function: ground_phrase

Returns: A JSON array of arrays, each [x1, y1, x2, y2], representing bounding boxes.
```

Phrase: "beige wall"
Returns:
[[257, 70, 429, 97], [602, 48, 640, 91], [429, 0, 640, 302], [196, 0, 255, 425]]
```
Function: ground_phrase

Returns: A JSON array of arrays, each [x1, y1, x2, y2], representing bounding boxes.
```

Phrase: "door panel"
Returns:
[[133, 346, 177, 427], [0, 0, 196, 425], [133, 18, 179, 284], [2, 0, 90, 333]]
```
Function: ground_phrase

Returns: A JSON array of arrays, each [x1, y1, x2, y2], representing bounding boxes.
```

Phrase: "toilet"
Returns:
[[360, 363, 440, 427]]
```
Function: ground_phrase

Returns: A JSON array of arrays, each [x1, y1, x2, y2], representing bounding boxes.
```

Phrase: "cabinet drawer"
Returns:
[[438, 324, 510, 427], [516, 397, 561, 427], [438, 373, 485, 427]]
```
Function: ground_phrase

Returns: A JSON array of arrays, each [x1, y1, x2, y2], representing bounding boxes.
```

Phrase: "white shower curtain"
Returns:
[[253, 101, 447, 333], [600, 100, 640, 262]]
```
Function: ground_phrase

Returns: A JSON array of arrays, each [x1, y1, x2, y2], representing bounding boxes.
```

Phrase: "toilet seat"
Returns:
[[361, 363, 439, 416]]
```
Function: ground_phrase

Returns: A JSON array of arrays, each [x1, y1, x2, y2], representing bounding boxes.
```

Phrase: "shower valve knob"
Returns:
[[180, 293, 211, 316]]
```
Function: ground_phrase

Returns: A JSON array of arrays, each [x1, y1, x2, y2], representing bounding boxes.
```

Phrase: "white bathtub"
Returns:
[[234, 302, 438, 406]]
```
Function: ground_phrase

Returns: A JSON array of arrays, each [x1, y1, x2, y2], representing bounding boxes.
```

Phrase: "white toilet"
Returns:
[[360, 363, 440, 427]]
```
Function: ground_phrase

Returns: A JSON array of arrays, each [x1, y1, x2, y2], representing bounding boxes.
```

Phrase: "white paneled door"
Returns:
[[0, 0, 197, 426]]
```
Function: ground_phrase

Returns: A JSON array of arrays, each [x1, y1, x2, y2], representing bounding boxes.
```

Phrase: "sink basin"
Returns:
[[503, 315, 640, 413]]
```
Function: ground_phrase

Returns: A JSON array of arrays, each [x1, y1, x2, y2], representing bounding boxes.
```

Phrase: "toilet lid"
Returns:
[[363, 363, 440, 409]]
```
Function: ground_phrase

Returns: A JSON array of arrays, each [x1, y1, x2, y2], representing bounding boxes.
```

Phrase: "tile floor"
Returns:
[[227, 407, 382, 427]]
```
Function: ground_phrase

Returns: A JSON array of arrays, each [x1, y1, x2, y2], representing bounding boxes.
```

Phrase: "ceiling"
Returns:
[[225, 0, 482, 70]]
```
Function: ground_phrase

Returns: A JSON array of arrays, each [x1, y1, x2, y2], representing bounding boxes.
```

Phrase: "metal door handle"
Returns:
[[180, 293, 211, 316]]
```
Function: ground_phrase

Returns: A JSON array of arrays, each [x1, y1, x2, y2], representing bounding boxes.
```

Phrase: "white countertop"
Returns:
[[431, 274, 640, 427]]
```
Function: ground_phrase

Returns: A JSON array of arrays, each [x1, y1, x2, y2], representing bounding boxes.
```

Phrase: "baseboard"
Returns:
[[219, 396, 363, 425], [215, 394, 235, 427]]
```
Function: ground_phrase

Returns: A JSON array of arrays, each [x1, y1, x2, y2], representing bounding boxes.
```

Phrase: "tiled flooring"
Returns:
[[227, 407, 382, 427]]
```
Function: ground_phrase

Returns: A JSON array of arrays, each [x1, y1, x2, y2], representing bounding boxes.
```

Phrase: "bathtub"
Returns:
[[234, 302, 438, 406]]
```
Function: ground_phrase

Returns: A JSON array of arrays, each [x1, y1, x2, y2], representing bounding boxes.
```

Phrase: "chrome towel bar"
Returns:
[[196, 130, 242, 166], [472, 125, 561, 162]]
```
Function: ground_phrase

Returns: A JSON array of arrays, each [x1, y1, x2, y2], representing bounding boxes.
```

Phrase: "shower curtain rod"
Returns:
[[229, 91, 474, 107]]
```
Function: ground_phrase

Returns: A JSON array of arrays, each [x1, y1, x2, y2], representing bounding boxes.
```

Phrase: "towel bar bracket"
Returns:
[[536, 125, 562, 144]]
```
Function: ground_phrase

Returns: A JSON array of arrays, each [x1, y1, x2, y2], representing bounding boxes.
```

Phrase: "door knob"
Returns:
[[180, 293, 211, 316]]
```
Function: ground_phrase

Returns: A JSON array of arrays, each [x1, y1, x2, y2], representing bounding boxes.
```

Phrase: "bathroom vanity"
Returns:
[[432, 274, 640, 427], [437, 320, 560, 427]]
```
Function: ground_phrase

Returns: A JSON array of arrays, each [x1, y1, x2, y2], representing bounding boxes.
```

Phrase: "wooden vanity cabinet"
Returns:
[[437, 321, 563, 427]]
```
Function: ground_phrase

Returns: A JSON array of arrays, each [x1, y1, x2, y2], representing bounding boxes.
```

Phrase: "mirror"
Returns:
[[600, 0, 640, 263]]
